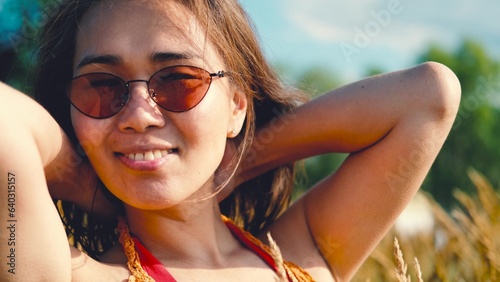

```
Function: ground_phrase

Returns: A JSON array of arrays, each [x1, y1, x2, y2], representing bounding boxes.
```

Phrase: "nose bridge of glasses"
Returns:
[[125, 79, 153, 97], [125, 79, 150, 88]]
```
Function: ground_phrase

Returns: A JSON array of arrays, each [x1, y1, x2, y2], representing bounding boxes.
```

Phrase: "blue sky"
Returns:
[[240, 0, 500, 81]]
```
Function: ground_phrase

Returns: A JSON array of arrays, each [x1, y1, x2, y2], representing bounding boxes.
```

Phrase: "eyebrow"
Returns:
[[151, 51, 195, 63], [76, 52, 196, 70], [76, 55, 120, 70]]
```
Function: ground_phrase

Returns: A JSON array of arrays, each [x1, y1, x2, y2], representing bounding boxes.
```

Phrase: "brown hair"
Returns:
[[35, 0, 307, 259]]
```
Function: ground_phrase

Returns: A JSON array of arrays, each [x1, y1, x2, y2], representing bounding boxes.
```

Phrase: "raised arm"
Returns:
[[248, 62, 461, 280], [0, 82, 71, 280], [1, 82, 122, 281]]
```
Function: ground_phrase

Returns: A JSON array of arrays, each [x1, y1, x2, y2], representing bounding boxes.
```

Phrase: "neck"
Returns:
[[123, 198, 237, 267]]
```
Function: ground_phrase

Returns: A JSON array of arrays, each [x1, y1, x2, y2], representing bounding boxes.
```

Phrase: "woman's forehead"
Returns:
[[75, 0, 219, 69]]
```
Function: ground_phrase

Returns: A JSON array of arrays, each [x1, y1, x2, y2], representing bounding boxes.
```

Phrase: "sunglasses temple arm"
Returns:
[[211, 71, 226, 78]]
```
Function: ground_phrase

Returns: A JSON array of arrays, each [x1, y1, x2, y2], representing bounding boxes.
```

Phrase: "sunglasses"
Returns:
[[67, 65, 226, 119]]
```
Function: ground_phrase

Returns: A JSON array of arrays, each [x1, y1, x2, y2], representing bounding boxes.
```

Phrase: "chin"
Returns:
[[120, 187, 198, 210]]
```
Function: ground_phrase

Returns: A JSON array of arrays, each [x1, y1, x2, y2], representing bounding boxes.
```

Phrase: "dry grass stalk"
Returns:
[[267, 232, 288, 282], [413, 257, 423, 282], [393, 237, 410, 282], [454, 169, 500, 280]]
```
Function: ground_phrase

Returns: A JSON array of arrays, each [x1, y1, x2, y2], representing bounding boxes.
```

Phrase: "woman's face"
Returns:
[[72, 1, 246, 209]]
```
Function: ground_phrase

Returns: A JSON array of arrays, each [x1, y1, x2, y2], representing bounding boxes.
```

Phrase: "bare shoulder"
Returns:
[[262, 200, 337, 282], [70, 246, 129, 281]]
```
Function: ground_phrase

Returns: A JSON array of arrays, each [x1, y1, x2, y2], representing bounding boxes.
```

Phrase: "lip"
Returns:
[[115, 148, 178, 171]]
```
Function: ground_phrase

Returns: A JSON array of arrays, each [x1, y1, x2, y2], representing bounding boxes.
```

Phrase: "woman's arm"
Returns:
[[248, 62, 460, 280], [0, 82, 74, 280]]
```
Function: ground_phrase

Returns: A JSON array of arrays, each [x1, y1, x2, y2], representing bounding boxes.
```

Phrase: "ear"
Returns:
[[227, 89, 247, 138]]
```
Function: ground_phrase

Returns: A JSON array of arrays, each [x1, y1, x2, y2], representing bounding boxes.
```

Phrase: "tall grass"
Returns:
[[353, 169, 500, 281]]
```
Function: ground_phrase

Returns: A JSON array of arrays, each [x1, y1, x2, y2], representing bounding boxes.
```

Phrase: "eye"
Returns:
[[154, 66, 207, 83], [159, 71, 200, 82], [89, 77, 122, 88]]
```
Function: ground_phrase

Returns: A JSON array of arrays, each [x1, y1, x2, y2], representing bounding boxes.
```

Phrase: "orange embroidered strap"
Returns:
[[118, 217, 156, 281], [221, 215, 315, 282], [118, 217, 175, 281]]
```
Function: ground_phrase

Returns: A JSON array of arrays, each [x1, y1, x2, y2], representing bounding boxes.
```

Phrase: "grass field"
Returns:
[[353, 169, 500, 281]]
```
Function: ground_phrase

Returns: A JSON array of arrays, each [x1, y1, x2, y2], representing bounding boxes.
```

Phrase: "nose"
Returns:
[[117, 81, 166, 132]]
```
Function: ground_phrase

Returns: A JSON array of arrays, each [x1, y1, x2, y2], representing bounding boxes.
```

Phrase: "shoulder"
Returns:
[[260, 200, 337, 281]]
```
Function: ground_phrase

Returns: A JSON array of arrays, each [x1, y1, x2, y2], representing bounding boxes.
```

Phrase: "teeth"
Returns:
[[126, 150, 170, 161], [144, 151, 154, 161], [154, 150, 163, 159], [136, 153, 145, 161]]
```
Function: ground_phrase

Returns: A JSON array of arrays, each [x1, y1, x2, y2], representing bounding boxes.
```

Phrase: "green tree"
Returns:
[[0, 0, 41, 95]]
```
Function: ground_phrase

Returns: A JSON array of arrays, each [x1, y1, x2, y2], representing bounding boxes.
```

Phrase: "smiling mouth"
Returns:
[[120, 149, 178, 161]]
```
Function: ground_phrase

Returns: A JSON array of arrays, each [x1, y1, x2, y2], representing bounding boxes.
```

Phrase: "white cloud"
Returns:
[[283, 0, 381, 43], [286, 10, 351, 42], [375, 24, 453, 53]]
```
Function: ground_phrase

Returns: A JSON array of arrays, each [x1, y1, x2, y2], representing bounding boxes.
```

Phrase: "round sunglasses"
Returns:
[[67, 65, 226, 119]]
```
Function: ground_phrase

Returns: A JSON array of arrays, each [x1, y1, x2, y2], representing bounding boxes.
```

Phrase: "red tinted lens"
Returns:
[[149, 66, 212, 112], [68, 73, 127, 118]]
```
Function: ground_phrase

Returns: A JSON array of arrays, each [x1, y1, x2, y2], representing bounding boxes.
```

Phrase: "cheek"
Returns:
[[194, 87, 232, 141], [180, 90, 232, 171], [71, 109, 109, 157], [185, 106, 227, 159]]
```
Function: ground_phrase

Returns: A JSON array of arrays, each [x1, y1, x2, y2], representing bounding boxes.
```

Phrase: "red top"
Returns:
[[130, 219, 284, 281]]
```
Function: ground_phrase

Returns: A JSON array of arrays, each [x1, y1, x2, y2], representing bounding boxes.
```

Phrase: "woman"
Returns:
[[0, 0, 460, 281]]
